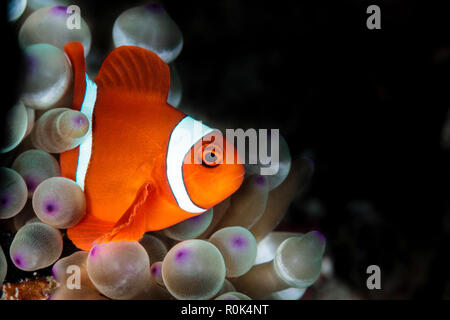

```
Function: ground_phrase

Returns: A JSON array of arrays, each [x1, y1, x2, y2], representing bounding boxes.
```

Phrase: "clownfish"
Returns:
[[60, 42, 244, 251]]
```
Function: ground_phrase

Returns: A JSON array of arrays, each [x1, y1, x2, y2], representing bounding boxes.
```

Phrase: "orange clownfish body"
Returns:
[[61, 42, 244, 251]]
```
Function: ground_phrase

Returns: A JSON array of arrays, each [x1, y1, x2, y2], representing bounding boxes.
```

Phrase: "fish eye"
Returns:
[[201, 144, 222, 168], [202, 151, 218, 167]]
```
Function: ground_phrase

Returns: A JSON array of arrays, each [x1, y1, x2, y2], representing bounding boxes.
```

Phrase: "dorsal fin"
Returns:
[[94, 46, 170, 102], [63, 42, 86, 111]]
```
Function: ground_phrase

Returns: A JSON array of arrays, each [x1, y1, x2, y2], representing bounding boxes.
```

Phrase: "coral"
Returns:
[[1, 276, 57, 300]]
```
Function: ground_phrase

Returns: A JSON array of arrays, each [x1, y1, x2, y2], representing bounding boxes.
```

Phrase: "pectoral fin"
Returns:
[[67, 214, 115, 251], [67, 182, 154, 251], [97, 182, 154, 244]]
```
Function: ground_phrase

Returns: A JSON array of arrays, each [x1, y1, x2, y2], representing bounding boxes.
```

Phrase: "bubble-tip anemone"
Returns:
[[1, 101, 28, 154], [274, 231, 326, 288], [112, 3, 183, 63], [31, 108, 89, 153], [215, 291, 252, 300], [231, 231, 326, 298], [11, 149, 60, 198], [0, 167, 28, 220], [86, 241, 151, 300], [0, 245, 7, 285], [19, 6, 91, 56], [9, 221, 63, 271], [209, 226, 257, 278], [21, 44, 73, 110], [162, 239, 226, 300], [32, 177, 86, 229], [162, 208, 213, 241]]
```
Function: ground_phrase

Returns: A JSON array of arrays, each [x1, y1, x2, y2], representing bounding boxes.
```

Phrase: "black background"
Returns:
[[2, 0, 450, 298]]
